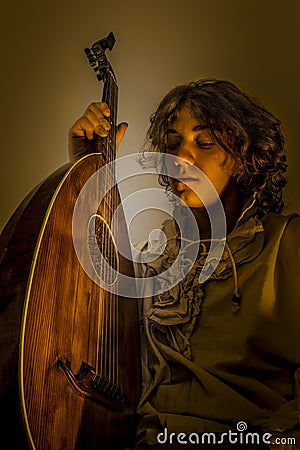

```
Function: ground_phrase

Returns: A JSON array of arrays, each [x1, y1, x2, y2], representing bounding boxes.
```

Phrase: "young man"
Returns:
[[69, 79, 300, 449]]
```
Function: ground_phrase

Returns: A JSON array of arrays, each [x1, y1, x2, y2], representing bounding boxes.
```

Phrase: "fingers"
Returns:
[[70, 102, 112, 140], [68, 102, 128, 161], [70, 102, 128, 147]]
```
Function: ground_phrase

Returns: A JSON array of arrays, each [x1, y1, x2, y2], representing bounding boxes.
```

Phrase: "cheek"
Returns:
[[218, 153, 237, 177], [163, 155, 177, 178]]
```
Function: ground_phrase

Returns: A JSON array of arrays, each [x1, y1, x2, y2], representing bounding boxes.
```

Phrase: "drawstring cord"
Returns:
[[237, 192, 257, 224], [225, 242, 241, 314], [178, 194, 258, 314]]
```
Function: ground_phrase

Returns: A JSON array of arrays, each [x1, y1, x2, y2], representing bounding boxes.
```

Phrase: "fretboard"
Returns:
[[101, 70, 118, 164]]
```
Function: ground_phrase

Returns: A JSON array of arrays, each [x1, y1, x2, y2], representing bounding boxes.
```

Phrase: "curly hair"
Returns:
[[144, 79, 287, 214]]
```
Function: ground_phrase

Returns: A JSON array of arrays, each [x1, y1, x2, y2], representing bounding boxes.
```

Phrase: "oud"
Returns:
[[0, 33, 141, 450]]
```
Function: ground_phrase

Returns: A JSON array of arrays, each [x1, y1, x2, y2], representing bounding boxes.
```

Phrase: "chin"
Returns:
[[177, 191, 205, 208]]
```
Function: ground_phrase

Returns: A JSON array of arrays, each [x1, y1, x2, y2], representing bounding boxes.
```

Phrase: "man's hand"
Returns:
[[68, 101, 128, 160]]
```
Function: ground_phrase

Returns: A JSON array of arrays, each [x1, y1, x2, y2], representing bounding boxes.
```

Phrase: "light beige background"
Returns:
[[1, 0, 299, 242]]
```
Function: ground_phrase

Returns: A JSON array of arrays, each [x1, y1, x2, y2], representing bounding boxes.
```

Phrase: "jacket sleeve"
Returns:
[[263, 215, 300, 448]]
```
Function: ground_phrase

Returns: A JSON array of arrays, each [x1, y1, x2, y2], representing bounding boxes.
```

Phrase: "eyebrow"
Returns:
[[166, 125, 209, 134]]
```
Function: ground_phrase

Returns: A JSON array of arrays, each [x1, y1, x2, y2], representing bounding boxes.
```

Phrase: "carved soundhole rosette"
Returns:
[[87, 214, 119, 286]]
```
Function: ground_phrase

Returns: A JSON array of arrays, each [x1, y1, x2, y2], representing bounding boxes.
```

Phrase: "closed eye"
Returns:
[[166, 143, 180, 151], [196, 141, 215, 149]]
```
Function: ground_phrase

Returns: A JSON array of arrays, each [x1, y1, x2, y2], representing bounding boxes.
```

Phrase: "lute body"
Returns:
[[0, 33, 141, 450]]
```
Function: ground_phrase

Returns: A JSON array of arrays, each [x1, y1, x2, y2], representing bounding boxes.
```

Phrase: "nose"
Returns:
[[165, 148, 195, 179], [175, 139, 195, 163], [173, 140, 195, 172], [174, 157, 192, 174]]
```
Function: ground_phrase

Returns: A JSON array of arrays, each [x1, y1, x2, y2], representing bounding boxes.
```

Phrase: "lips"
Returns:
[[173, 177, 199, 193], [178, 177, 197, 181], [176, 177, 198, 183]]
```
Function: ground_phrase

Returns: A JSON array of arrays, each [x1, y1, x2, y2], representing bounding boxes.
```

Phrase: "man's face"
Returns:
[[165, 107, 236, 208]]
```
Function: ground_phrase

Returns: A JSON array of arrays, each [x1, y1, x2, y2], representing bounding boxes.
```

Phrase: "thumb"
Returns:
[[116, 122, 128, 151]]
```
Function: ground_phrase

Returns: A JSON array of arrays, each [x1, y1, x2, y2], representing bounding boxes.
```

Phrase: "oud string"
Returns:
[[106, 73, 114, 382], [98, 71, 110, 380], [108, 73, 113, 384], [111, 74, 119, 386], [97, 70, 119, 386], [104, 72, 111, 382]]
